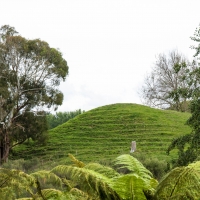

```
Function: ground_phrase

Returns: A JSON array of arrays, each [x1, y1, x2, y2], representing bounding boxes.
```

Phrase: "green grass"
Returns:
[[12, 103, 191, 169]]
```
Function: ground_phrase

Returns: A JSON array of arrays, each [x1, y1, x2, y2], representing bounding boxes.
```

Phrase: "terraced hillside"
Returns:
[[12, 103, 191, 167]]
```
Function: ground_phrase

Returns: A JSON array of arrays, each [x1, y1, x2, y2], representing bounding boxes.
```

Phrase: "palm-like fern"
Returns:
[[0, 168, 65, 200], [113, 154, 153, 179], [68, 153, 85, 168], [112, 174, 150, 200], [84, 163, 120, 178], [51, 165, 121, 200], [3, 152, 200, 200], [154, 161, 200, 199], [30, 170, 62, 188], [112, 154, 158, 200], [0, 168, 35, 199]]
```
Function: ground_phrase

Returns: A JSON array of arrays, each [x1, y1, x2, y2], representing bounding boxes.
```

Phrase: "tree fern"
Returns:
[[30, 170, 62, 187], [51, 165, 121, 200], [112, 154, 158, 199], [0, 168, 66, 200], [34, 188, 64, 199], [113, 154, 153, 180], [68, 153, 85, 168], [0, 154, 163, 200], [0, 168, 35, 198], [154, 161, 200, 199], [70, 187, 96, 200], [84, 163, 120, 178], [111, 174, 150, 200]]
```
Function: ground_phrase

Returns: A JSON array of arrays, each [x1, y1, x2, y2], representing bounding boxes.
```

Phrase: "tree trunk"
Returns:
[[0, 129, 10, 164], [0, 140, 3, 164]]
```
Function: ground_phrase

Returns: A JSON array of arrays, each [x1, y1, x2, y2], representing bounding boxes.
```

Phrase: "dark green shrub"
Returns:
[[132, 153, 169, 180], [142, 158, 169, 180]]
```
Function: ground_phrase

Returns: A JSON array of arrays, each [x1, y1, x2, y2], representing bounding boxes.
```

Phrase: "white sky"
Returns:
[[1, 0, 200, 111]]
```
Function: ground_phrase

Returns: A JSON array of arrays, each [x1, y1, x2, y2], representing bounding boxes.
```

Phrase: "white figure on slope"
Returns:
[[130, 141, 136, 153]]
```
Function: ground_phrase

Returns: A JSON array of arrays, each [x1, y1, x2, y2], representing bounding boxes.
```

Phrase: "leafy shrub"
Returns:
[[132, 153, 169, 180], [2, 158, 40, 172], [142, 158, 169, 181]]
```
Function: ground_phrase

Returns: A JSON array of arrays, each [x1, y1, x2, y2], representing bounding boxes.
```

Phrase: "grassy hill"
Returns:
[[12, 103, 191, 169]]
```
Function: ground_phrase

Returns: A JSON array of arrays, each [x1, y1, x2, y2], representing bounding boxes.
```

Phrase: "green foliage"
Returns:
[[154, 161, 200, 199], [112, 174, 154, 200], [68, 153, 85, 168], [191, 24, 200, 57], [2, 154, 200, 200], [46, 109, 84, 129], [0, 154, 157, 199], [0, 167, 64, 199], [112, 154, 158, 200], [113, 154, 153, 179], [167, 99, 200, 167], [52, 165, 121, 200], [142, 157, 170, 181], [12, 112, 49, 145], [128, 153, 170, 181], [85, 163, 119, 178]]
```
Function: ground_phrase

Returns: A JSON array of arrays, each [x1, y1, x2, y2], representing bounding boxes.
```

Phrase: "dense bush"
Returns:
[[132, 153, 169, 180], [46, 109, 84, 129]]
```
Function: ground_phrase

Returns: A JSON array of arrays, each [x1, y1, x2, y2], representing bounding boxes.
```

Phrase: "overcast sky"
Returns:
[[1, 1, 200, 112]]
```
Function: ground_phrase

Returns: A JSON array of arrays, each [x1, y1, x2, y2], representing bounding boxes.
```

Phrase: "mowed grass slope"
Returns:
[[13, 103, 191, 167]]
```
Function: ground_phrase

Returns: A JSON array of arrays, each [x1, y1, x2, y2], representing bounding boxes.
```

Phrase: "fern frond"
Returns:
[[35, 188, 64, 199], [113, 154, 153, 180], [70, 187, 96, 200], [51, 165, 121, 199], [68, 153, 85, 168], [0, 168, 35, 198], [84, 163, 120, 178], [0, 168, 34, 186], [30, 170, 62, 187], [111, 174, 149, 200], [154, 161, 200, 199], [61, 178, 74, 191]]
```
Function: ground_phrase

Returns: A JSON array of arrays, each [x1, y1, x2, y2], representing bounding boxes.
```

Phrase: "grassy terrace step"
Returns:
[[12, 103, 191, 168]]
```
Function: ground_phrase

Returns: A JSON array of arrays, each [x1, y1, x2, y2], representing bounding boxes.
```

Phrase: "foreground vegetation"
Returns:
[[1, 154, 200, 200]]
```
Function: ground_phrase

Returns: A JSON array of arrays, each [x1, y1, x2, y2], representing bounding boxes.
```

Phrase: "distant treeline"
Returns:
[[46, 109, 84, 129]]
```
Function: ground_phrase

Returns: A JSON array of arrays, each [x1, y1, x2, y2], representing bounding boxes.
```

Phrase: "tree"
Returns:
[[167, 96, 200, 167], [46, 109, 84, 129], [140, 50, 196, 111], [12, 112, 49, 146], [0, 25, 69, 163], [167, 25, 200, 167]]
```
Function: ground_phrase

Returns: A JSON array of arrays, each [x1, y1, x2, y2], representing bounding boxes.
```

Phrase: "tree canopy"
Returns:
[[167, 24, 200, 166], [0, 25, 69, 163], [140, 50, 196, 111], [46, 109, 84, 129]]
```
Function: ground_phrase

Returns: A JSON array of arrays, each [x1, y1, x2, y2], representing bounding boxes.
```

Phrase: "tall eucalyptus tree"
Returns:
[[0, 25, 69, 163]]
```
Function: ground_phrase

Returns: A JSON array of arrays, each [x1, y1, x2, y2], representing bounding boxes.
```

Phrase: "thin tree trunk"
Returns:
[[0, 130, 10, 164], [0, 139, 3, 164]]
